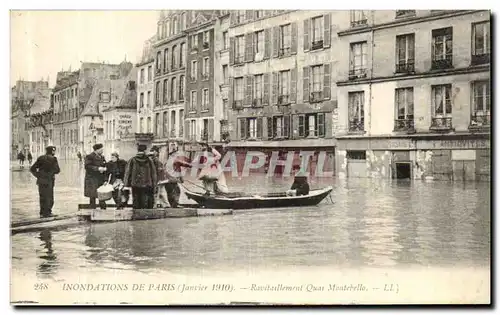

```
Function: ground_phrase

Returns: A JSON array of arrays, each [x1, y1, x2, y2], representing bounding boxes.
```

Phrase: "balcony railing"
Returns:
[[278, 95, 290, 105], [235, 55, 245, 64], [351, 19, 368, 28], [396, 10, 416, 18], [348, 118, 365, 132], [252, 98, 263, 107], [432, 57, 453, 70], [471, 53, 490, 66], [310, 91, 323, 103], [202, 74, 209, 80], [203, 42, 210, 49], [311, 40, 324, 50], [430, 117, 453, 131], [394, 118, 415, 132], [278, 47, 291, 57], [155, 68, 162, 76], [233, 100, 243, 109], [395, 60, 415, 73], [469, 113, 490, 131], [348, 68, 367, 80]]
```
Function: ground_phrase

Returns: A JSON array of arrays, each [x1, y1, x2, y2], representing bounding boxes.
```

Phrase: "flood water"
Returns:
[[10, 161, 491, 279]]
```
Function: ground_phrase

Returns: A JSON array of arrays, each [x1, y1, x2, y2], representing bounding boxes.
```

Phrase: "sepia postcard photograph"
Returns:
[[8, 6, 491, 306]]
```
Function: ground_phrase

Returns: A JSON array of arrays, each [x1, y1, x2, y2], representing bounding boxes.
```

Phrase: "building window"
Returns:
[[181, 12, 186, 31], [155, 113, 160, 136], [163, 79, 168, 104], [394, 87, 414, 131], [236, 10, 245, 23], [170, 111, 176, 137], [156, 51, 162, 71], [171, 45, 177, 70], [396, 34, 415, 73], [179, 75, 185, 101], [163, 48, 168, 72], [171, 77, 177, 102], [350, 10, 367, 27], [190, 91, 197, 111], [147, 66, 152, 81], [202, 118, 209, 141], [162, 111, 168, 138], [100, 92, 110, 102], [396, 10, 416, 18], [191, 60, 197, 81], [140, 93, 144, 108], [311, 16, 324, 49], [278, 70, 290, 104], [179, 109, 184, 137], [165, 20, 170, 37], [222, 65, 228, 85], [234, 77, 244, 107], [147, 117, 151, 133], [203, 31, 210, 49], [348, 91, 364, 132], [298, 113, 325, 138], [349, 42, 367, 79], [253, 74, 263, 106], [189, 119, 196, 140], [155, 81, 160, 104], [223, 31, 229, 50], [471, 80, 490, 127], [202, 89, 209, 110], [310, 65, 324, 102], [235, 35, 245, 63], [140, 117, 144, 133], [279, 24, 291, 56], [173, 17, 178, 34], [191, 34, 198, 51], [180, 43, 186, 67], [431, 84, 453, 130], [270, 115, 290, 139], [432, 27, 453, 69], [147, 91, 151, 107], [140, 69, 145, 84], [247, 118, 258, 139], [202, 57, 209, 79], [472, 21, 490, 65], [254, 30, 264, 55]]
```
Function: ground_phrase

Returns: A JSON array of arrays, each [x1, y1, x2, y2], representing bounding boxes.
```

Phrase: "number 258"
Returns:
[[34, 283, 48, 291]]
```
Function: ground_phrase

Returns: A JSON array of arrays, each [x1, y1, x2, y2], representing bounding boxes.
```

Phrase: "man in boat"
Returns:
[[84, 143, 107, 210], [289, 168, 310, 196], [124, 144, 157, 209], [197, 142, 229, 195], [30, 146, 60, 218], [164, 143, 193, 208], [105, 152, 129, 209], [148, 146, 169, 208]]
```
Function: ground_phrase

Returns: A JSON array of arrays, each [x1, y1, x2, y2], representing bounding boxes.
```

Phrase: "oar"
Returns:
[[182, 179, 209, 192]]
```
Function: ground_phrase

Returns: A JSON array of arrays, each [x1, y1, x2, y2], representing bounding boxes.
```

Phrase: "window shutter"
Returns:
[[264, 28, 271, 59], [245, 33, 254, 62], [303, 19, 310, 51], [257, 117, 263, 139], [284, 115, 290, 138], [303, 66, 310, 102], [298, 115, 305, 137], [229, 37, 235, 65], [263, 73, 270, 105], [267, 117, 273, 139], [291, 22, 298, 55], [184, 120, 189, 139], [245, 75, 253, 106], [323, 63, 331, 100], [239, 118, 246, 139], [229, 77, 234, 109], [290, 67, 297, 103], [272, 26, 279, 58], [208, 118, 214, 142], [272, 72, 279, 105], [318, 113, 325, 137], [323, 13, 331, 48], [246, 10, 254, 21]]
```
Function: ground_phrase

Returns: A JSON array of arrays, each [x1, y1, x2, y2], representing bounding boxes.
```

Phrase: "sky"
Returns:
[[10, 10, 159, 87]]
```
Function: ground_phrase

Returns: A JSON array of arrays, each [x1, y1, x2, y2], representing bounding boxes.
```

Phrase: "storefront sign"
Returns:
[[417, 139, 490, 150], [337, 138, 413, 150], [117, 114, 133, 138]]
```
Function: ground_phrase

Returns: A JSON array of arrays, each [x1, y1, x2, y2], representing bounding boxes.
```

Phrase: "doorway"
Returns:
[[395, 162, 411, 179]]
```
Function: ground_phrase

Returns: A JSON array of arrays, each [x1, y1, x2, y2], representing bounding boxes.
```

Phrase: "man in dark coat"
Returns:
[[27, 151, 33, 165], [106, 152, 129, 209], [148, 146, 168, 208], [84, 143, 107, 209], [124, 144, 157, 209], [30, 146, 60, 218]]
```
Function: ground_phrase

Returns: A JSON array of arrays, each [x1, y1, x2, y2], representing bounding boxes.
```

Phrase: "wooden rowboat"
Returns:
[[183, 186, 333, 210]]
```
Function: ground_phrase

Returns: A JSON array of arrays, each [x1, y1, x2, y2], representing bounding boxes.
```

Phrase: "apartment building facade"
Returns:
[[152, 10, 188, 160], [226, 10, 338, 174], [336, 10, 490, 181], [136, 36, 155, 137]]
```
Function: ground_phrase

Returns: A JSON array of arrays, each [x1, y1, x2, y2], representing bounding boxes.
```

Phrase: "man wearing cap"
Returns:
[[148, 146, 169, 208], [106, 152, 129, 209], [124, 144, 157, 209], [84, 143, 107, 209], [30, 146, 61, 218]]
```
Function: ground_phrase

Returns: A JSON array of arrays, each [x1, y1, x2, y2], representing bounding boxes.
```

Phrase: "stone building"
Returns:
[[27, 82, 53, 158], [136, 35, 156, 138], [225, 10, 338, 175], [214, 11, 231, 145], [335, 10, 490, 181]]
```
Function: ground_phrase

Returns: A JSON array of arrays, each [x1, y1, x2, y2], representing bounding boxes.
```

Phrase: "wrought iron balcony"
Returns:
[[430, 117, 453, 131], [394, 118, 415, 132], [471, 53, 490, 66], [155, 68, 162, 76], [431, 57, 453, 70], [469, 113, 490, 131], [278, 47, 291, 57], [310, 91, 323, 103], [234, 55, 245, 64], [233, 100, 243, 109], [348, 68, 367, 80], [278, 95, 290, 105], [348, 118, 365, 132], [395, 60, 415, 73], [396, 10, 416, 18], [203, 42, 210, 49], [351, 19, 367, 28], [311, 40, 324, 50], [252, 98, 263, 107]]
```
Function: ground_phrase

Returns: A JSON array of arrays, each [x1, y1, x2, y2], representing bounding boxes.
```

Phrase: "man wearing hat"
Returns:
[[124, 144, 157, 209], [30, 146, 61, 218], [106, 152, 129, 209], [84, 143, 107, 209], [148, 146, 169, 208]]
